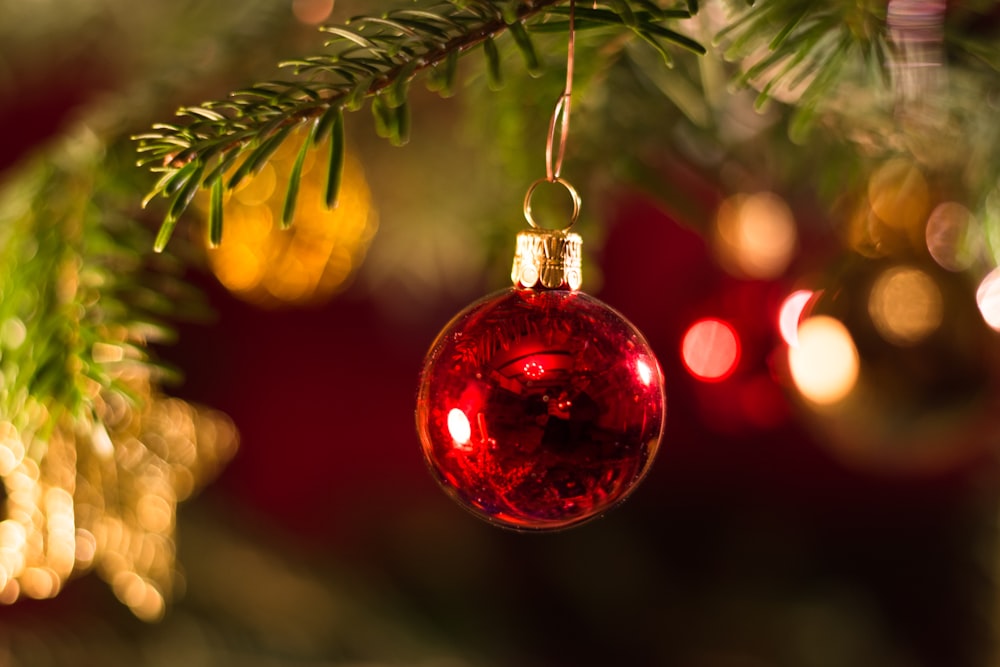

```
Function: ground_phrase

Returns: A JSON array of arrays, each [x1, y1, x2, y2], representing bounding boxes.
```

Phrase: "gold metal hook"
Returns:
[[523, 177, 582, 231]]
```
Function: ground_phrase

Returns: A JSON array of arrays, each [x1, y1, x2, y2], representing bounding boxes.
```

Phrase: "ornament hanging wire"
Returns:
[[523, 0, 581, 231], [545, 0, 576, 183]]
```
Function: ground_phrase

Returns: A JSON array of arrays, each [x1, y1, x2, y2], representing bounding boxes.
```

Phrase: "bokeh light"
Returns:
[[977, 267, 1000, 331], [713, 192, 797, 279], [681, 318, 741, 382], [778, 289, 814, 347], [925, 202, 980, 272], [868, 266, 943, 346], [196, 129, 378, 309], [292, 0, 334, 25], [788, 316, 859, 404], [0, 357, 237, 619], [867, 158, 929, 232]]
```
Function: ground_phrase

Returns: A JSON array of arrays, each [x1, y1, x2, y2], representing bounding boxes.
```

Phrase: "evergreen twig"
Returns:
[[134, 0, 701, 251], [716, 0, 889, 111], [0, 139, 192, 431]]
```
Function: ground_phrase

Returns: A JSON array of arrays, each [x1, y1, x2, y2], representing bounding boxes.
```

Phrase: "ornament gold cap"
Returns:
[[511, 228, 583, 290], [513, 177, 583, 290]]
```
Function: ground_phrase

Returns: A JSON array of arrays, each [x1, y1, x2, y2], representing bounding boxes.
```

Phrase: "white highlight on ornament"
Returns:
[[447, 409, 472, 449], [636, 359, 653, 386], [523, 360, 545, 380], [868, 266, 943, 346], [976, 267, 1000, 331], [788, 316, 859, 405], [778, 290, 814, 348]]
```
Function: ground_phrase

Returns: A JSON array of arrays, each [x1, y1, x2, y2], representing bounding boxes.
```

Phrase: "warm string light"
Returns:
[[704, 158, 994, 419], [868, 265, 943, 346], [787, 316, 860, 405], [0, 362, 237, 619], [196, 128, 377, 308], [712, 192, 797, 280]]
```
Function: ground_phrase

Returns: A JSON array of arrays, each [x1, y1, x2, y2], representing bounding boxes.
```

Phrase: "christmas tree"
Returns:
[[1, 0, 999, 664]]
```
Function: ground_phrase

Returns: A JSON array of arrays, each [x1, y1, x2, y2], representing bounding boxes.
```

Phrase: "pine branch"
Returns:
[[134, 0, 702, 251], [715, 0, 890, 115], [0, 137, 198, 432]]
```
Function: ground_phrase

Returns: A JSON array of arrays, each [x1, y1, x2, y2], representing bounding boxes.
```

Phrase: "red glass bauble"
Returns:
[[416, 287, 666, 531]]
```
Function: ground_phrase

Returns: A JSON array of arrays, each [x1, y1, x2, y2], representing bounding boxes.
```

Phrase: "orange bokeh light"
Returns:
[[788, 316, 859, 405]]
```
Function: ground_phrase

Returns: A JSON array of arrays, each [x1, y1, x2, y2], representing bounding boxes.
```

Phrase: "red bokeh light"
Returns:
[[681, 318, 741, 382]]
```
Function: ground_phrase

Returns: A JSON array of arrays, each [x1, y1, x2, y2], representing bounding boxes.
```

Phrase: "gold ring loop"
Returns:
[[523, 177, 582, 231]]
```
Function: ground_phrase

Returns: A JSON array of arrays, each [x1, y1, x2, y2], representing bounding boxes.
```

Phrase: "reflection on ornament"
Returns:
[[196, 130, 377, 308], [788, 316, 859, 405], [417, 207, 665, 531], [0, 360, 236, 619], [447, 408, 472, 449], [681, 318, 741, 382], [417, 289, 665, 531], [713, 192, 797, 279], [636, 359, 653, 386]]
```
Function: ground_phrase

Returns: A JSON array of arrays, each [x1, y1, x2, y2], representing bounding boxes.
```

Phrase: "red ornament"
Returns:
[[416, 214, 666, 530]]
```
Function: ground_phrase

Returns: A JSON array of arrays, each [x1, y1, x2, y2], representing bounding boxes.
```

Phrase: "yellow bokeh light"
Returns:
[[0, 579, 20, 605], [0, 425, 24, 476], [788, 316, 859, 405], [867, 158, 929, 232], [20, 566, 59, 599], [74, 528, 97, 567], [714, 192, 797, 279], [137, 494, 174, 534], [868, 266, 943, 346], [234, 163, 277, 206], [196, 129, 378, 308], [0, 359, 237, 616]]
